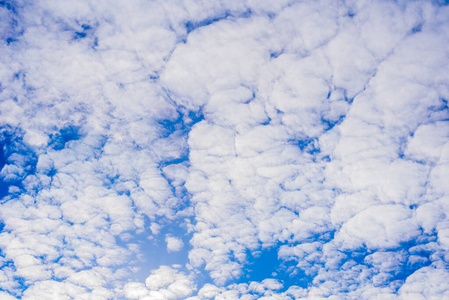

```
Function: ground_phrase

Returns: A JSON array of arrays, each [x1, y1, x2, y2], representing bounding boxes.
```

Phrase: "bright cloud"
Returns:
[[124, 265, 196, 300], [166, 235, 184, 253], [0, 0, 449, 299]]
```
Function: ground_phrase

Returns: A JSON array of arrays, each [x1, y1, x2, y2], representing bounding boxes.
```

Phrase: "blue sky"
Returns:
[[1, 0, 449, 299]]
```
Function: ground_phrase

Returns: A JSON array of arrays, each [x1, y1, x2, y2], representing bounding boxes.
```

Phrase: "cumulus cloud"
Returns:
[[398, 266, 449, 299], [166, 235, 184, 253], [124, 265, 196, 300], [0, 0, 449, 299]]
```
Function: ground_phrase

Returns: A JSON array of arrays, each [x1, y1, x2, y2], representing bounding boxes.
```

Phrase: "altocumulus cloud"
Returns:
[[0, 0, 449, 299]]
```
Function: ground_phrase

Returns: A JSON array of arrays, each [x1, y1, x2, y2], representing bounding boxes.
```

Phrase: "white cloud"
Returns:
[[1, 0, 449, 299], [124, 265, 196, 300], [405, 122, 449, 163], [335, 204, 421, 250], [398, 266, 449, 299], [165, 235, 184, 253]]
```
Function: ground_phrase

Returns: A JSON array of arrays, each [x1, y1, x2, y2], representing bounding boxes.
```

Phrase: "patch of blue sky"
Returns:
[[235, 225, 438, 294], [432, 99, 449, 122], [155, 108, 202, 201], [270, 50, 284, 59], [73, 24, 93, 40], [48, 125, 81, 151], [287, 136, 320, 156], [435, 0, 449, 6], [241, 246, 314, 290], [118, 217, 192, 284], [347, 11, 356, 18], [74, 31, 87, 39], [0, 1, 17, 13], [185, 17, 227, 35], [296, 138, 318, 152], [184, 9, 252, 34], [321, 115, 346, 132], [331, 236, 436, 291], [0, 129, 38, 199], [338, 89, 354, 104], [115, 104, 198, 282], [0, 260, 24, 297], [411, 23, 424, 34], [0, 143, 8, 199], [0, 1, 23, 46], [157, 107, 204, 138], [239, 231, 337, 291]]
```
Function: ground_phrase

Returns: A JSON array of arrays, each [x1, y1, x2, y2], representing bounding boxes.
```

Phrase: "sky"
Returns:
[[0, 0, 449, 299]]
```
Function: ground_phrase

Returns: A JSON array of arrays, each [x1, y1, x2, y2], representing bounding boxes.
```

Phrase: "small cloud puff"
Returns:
[[165, 235, 184, 252], [124, 265, 196, 300]]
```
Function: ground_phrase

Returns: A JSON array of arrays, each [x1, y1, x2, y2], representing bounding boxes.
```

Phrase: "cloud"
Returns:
[[124, 265, 196, 300], [398, 266, 449, 299], [335, 204, 421, 250], [0, 0, 449, 299], [166, 235, 184, 253]]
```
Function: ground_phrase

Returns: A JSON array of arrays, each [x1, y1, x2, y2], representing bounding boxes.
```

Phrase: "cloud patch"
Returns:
[[0, 0, 448, 299], [166, 235, 184, 253]]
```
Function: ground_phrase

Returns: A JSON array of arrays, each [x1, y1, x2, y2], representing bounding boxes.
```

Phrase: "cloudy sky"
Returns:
[[1, 0, 449, 299]]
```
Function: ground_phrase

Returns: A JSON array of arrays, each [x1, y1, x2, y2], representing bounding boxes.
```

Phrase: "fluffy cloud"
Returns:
[[124, 265, 196, 300], [0, 0, 448, 299], [166, 235, 184, 253], [398, 266, 449, 299]]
